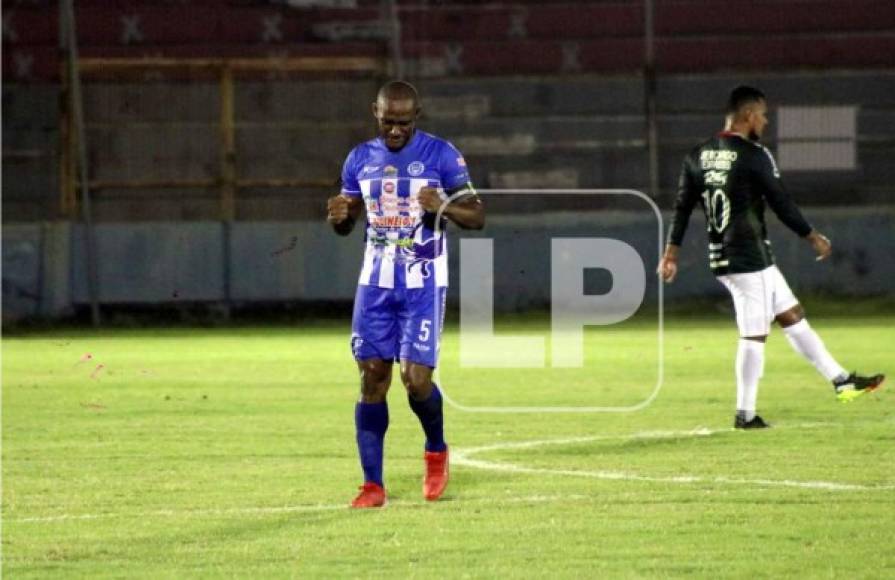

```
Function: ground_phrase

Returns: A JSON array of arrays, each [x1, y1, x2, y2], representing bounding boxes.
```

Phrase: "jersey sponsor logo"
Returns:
[[700, 150, 737, 171], [376, 195, 420, 214], [370, 215, 416, 229], [407, 161, 425, 176], [704, 170, 728, 186], [369, 235, 414, 248], [415, 260, 432, 278], [450, 173, 471, 186]]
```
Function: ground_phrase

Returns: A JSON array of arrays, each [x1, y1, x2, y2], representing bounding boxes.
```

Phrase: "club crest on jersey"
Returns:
[[407, 161, 425, 176], [383, 165, 398, 177]]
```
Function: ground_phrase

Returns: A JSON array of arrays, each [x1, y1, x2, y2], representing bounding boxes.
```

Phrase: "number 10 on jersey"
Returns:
[[702, 188, 731, 234]]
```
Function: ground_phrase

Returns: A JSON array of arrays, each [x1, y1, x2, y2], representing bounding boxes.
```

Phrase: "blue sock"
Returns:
[[355, 401, 389, 486], [408, 385, 446, 452]]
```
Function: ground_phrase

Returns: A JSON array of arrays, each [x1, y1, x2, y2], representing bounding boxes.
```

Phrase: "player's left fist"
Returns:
[[657, 256, 678, 283], [807, 230, 832, 261], [417, 187, 444, 213]]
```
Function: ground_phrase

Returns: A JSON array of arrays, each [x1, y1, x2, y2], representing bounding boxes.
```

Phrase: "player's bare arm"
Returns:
[[417, 186, 485, 230], [326, 194, 364, 236]]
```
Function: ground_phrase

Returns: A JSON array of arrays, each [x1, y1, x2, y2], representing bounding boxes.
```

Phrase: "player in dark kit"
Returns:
[[658, 86, 884, 428], [327, 81, 485, 507]]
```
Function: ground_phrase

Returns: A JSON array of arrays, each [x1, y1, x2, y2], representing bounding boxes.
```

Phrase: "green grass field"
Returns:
[[3, 311, 893, 578]]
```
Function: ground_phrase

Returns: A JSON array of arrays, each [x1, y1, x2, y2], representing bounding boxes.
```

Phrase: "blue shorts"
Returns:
[[350, 285, 446, 368]]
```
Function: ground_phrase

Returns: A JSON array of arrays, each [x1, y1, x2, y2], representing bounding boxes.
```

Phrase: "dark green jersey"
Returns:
[[668, 132, 813, 275]]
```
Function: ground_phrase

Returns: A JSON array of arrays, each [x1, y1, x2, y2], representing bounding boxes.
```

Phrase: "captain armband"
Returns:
[[447, 183, 480, 201]]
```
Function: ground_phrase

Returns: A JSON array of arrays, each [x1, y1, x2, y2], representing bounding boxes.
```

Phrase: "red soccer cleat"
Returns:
[[423, 447, 449, 501], [350, 482, 387, 508]]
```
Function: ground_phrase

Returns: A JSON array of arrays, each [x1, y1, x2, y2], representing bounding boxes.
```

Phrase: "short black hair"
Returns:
[[727, 85, 766, 114], [377, 80, 419, 106]]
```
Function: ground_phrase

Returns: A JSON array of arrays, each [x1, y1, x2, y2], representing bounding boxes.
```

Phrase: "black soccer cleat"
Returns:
[[734, 415, 771, 429], [833, 372, 885, 402]]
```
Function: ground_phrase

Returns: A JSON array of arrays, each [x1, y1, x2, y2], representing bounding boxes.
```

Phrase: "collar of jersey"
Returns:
[[376, 130, 419, 153]]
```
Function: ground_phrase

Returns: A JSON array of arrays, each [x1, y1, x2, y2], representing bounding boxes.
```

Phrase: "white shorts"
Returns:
[[716, 265, 800, 337]]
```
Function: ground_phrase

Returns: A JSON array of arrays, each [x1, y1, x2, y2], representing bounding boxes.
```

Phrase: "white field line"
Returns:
[[9, 424, 891, 524], [6, 494, 589, 524], [452, 425, 895, 493]]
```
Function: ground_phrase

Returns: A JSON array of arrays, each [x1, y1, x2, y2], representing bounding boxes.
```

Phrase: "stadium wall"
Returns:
[[4, 71, 895, 222], [3, 207, 893, 322]]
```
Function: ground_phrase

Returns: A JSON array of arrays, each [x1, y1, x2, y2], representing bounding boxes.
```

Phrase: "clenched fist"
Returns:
[[327, 194, 350, 224], [806, 230, 832, 262], [417, 187, 445, 213], [657, 256, 678, 283]]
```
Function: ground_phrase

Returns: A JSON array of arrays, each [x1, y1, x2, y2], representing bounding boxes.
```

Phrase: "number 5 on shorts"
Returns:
[[418, 319, 431, 342]]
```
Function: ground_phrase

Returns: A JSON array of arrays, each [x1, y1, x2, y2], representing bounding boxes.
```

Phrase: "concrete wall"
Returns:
[[4, 71, 895, 222], [4, 206, 893, 322]]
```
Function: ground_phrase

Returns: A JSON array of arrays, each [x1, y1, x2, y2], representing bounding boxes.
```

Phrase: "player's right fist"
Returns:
[[327, 194, 349, 224]]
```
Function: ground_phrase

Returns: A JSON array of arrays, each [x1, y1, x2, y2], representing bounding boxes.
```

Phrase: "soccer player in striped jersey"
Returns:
[[327, 81, 484, 507], [658, 86, 884, 429]]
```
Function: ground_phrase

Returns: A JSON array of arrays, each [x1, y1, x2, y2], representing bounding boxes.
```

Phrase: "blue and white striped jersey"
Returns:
[[341, 131, 473, 289]]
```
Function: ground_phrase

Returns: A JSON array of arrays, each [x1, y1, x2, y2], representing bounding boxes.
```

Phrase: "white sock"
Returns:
[[736, 339, 765, 420], [782, 319, 848, 382]]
